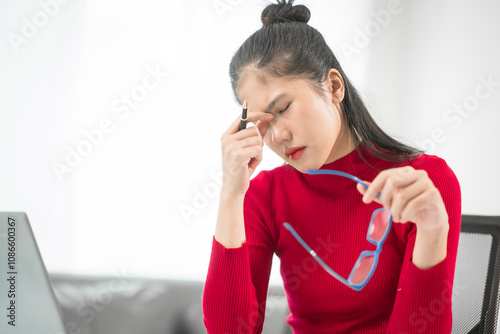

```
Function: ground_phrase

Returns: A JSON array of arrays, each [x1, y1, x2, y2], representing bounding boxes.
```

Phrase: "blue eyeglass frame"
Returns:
[[282, 169, 393, 291]]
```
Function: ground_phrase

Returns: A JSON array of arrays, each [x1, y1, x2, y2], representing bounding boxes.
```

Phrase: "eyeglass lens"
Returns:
[[351, 209, 391, 285], [351, 255, 375, 285], [368, 209, 391, 242]]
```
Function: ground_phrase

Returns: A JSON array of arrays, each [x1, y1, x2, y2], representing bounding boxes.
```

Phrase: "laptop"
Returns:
[[0, 212, 68, 334]]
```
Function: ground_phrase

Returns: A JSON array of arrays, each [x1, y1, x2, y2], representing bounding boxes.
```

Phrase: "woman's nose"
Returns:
[[270, 121, 290, 146]]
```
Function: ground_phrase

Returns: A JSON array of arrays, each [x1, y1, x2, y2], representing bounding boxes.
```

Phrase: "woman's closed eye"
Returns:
[[277, 103, 290, 114]]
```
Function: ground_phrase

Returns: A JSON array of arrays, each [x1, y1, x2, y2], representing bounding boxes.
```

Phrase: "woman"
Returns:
[[202, 1, 461, 333]]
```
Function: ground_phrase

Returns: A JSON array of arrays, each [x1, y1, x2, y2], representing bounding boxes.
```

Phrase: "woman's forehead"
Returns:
[[237, 74, 306, 105]]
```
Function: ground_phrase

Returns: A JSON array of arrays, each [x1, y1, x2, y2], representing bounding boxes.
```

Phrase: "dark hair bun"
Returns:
[[261, 0, 311, 26]]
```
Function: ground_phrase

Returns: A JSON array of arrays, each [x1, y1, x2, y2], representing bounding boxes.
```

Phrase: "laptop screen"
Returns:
[[0, 212, 67, 334]]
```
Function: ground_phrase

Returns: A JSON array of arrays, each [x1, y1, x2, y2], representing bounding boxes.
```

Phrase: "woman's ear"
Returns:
[[327, 68, 345, 102]]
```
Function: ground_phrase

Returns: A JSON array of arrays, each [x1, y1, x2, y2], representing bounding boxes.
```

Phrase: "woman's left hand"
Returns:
[[356, 166, 449, 234]]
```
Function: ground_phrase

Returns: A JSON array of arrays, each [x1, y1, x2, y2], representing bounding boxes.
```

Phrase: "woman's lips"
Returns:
[[288, 147, 306, 161], [285, 146, 306, 156]]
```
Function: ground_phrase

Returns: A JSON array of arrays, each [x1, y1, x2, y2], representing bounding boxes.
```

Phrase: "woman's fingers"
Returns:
[[357, 166, 447, 231], [223, 111, 274, 139], [389, 178, 427, 222], [356, 182, 368, 196], [362, 166, 418, 205], [219, 108, 274, 196], [359, 167, 437, 223], [356, 181, 383, 206]]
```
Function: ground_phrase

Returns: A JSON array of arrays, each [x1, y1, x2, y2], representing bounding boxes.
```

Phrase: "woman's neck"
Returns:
[[324, 122, 356, 165]]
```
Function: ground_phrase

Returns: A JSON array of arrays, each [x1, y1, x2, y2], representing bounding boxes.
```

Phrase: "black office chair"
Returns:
[[452, 215, 500, 333], [279, 215, 500, 334]]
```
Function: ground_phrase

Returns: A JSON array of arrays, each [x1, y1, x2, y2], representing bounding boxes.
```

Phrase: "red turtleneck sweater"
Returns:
[[202, 147, 461, 333]]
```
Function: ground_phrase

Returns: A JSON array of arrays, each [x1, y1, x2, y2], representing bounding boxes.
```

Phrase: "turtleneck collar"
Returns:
[[285, 144, 392, 186]]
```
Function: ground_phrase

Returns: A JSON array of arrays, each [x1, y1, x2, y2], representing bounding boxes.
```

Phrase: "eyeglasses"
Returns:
[[283, 169, 392, 291]]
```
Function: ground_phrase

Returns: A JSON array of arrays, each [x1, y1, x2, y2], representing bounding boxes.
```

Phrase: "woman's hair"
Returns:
[[229, 0, 423, 169]]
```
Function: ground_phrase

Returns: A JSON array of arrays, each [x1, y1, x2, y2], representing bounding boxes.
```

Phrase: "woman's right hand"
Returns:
[[220, 110, 274, 197]]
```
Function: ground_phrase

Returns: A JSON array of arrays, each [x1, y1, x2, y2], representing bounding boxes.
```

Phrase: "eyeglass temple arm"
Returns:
[[306, 169, 381, 199], [283, 222, 349, 286]]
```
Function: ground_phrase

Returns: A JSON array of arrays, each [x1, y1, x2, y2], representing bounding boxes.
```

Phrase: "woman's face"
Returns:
[[236, 68, 354, 174]]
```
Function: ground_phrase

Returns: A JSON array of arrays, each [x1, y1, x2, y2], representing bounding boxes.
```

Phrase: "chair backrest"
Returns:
[[452, 215, 500, 333]]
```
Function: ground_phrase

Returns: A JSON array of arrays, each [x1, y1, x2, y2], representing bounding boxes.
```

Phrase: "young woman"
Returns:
[[202, 1, 461, 333]]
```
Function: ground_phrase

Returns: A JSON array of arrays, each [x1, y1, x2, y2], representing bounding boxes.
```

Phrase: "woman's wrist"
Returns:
[[412, 221, 449, 270], [215, 190, 247, 249]]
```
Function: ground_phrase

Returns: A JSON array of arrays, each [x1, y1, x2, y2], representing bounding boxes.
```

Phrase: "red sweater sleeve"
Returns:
[[202, 171, 276, 334], [387, 156, 462, 333]]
